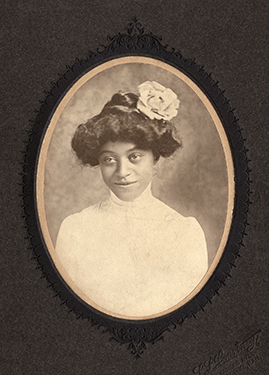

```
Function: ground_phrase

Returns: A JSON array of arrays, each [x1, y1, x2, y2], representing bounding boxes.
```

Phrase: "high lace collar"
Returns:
[[108, 183, 155, 209]]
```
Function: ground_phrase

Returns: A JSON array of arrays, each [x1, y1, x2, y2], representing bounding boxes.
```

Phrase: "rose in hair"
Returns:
[[137, 81, 180, 121]]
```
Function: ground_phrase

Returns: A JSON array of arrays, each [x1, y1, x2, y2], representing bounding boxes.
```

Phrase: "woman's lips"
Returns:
[[114, 181, 137, 186]]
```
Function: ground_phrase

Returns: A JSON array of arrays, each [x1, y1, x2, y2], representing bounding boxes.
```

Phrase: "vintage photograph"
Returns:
[[36, 57, 234, 319]]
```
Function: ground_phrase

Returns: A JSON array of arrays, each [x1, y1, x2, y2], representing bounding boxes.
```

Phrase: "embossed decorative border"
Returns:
[[22, 19, 250, 358]]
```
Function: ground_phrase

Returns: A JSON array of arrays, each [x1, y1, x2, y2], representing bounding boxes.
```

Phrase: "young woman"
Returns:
[[55, 81, 208, 317]]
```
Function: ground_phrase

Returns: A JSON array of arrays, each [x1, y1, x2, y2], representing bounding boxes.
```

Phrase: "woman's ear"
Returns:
[[153, 155, 160, 165], [153, 159, 160, 177]]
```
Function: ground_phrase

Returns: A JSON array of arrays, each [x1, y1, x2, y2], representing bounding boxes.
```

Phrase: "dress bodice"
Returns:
[[55, 186, 208, 317]]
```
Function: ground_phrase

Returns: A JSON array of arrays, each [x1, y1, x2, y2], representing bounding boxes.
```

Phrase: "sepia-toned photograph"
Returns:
[[36, 57, 234, 320]]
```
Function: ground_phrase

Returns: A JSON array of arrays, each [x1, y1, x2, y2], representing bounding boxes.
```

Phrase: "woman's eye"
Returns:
[[103, 157, 116, 164], [129, 154, 141, 162]]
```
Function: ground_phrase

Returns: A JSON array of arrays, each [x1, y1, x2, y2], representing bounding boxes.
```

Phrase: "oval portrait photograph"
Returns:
[[36, 56, 234, 320]]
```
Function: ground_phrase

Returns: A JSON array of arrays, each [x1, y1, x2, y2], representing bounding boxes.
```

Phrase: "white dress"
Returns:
[[55, 185, 208, 317]]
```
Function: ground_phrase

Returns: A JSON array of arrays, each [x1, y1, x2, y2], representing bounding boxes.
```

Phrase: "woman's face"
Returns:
[[99, 141, 156, 201]]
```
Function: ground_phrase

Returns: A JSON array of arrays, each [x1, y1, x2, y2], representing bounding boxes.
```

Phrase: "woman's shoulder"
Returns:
[[60, 202, 103, 228], [153, 198, 205, 238]]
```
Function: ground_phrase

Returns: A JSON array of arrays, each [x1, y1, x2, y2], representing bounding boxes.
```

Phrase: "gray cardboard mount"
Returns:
[[1, 1, 268, 374]]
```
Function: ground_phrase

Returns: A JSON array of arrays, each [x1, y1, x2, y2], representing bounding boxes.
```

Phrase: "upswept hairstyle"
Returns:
[[71, 92, 181, 166]]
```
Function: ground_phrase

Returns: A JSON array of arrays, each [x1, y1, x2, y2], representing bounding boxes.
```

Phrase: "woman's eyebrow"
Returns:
[[127, 147, 142, 153], [99, 150, 117, 156], [99, 146, 141, 156]]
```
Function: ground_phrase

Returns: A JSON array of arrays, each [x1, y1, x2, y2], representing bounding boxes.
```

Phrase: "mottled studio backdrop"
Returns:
[[43, 62, 229, 265]]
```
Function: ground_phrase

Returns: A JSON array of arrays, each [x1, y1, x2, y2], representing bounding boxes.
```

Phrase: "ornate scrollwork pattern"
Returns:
[[96, 17, 179, 55], [108, 325, 176, 358]]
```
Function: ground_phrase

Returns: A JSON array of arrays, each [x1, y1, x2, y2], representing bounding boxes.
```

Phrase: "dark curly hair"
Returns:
[[71, 92, 181, 166]]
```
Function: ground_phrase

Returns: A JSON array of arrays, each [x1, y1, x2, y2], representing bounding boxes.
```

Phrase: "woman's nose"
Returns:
[[116, 159, 131, 177]]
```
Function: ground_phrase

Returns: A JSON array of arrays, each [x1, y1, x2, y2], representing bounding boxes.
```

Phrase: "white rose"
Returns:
[[137, 81, 180, 121]]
